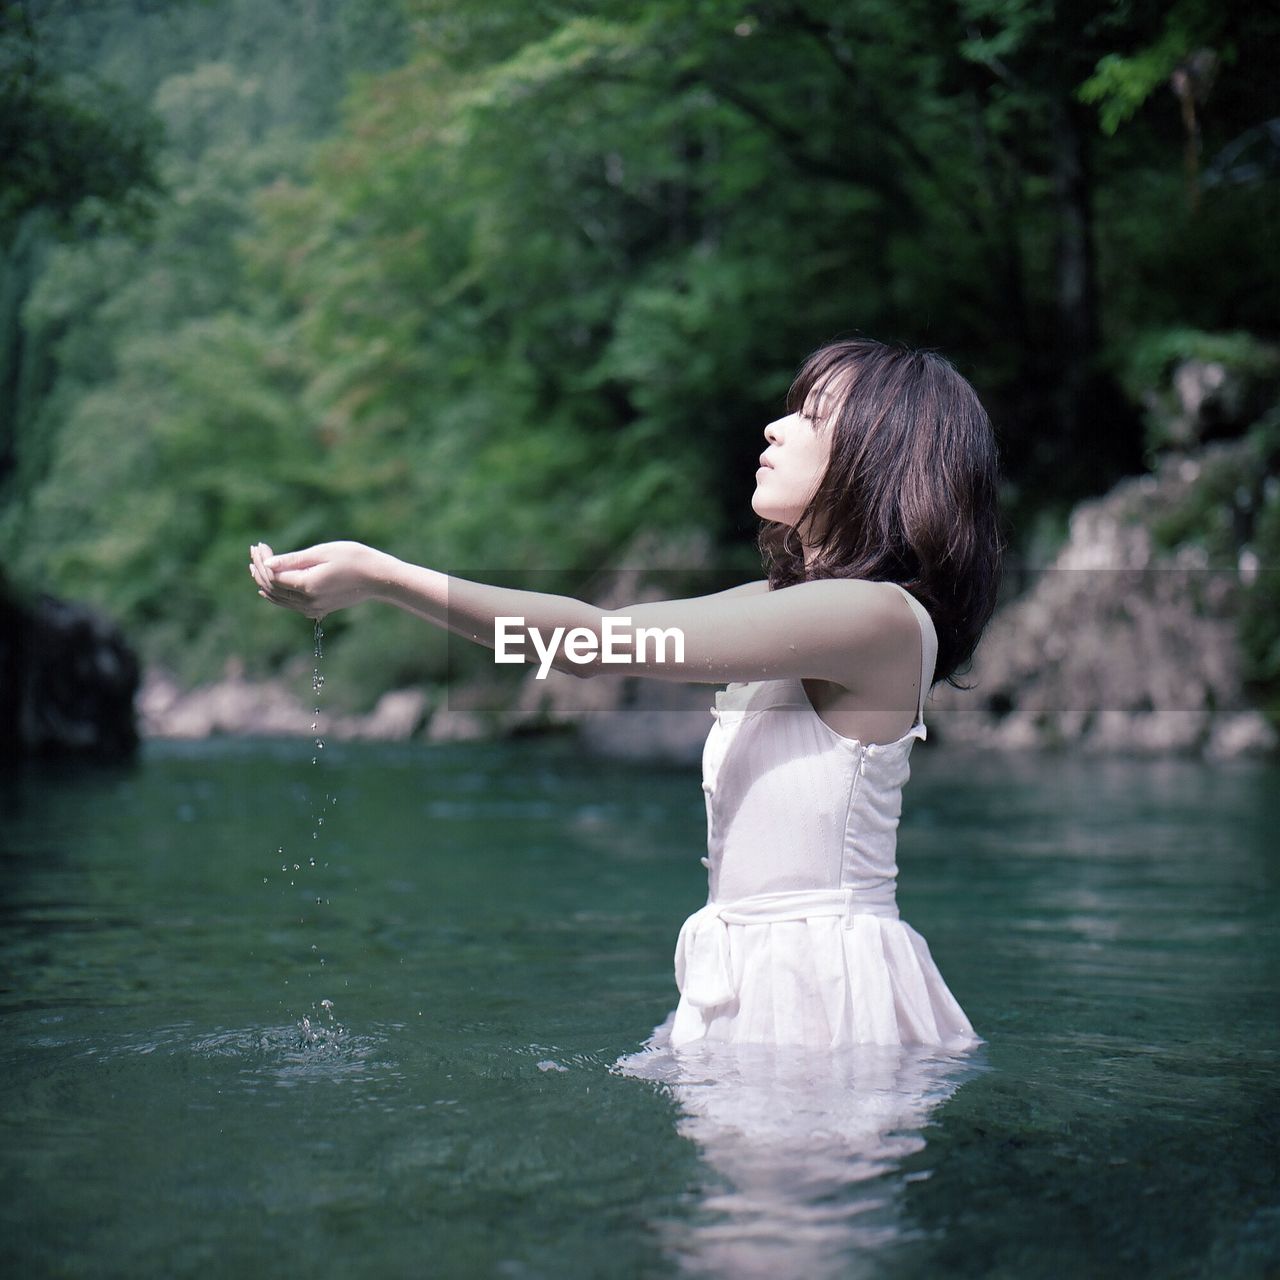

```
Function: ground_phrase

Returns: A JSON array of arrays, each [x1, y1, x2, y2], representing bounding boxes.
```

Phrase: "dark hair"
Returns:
[[758, 338, 1004, 687]]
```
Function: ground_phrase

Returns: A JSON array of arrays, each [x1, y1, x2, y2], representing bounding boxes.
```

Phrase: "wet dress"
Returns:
[[663, 582, 979, 1051]]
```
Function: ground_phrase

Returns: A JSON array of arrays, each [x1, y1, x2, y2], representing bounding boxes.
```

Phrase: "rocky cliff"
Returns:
[[928, 440, 1276, 760]]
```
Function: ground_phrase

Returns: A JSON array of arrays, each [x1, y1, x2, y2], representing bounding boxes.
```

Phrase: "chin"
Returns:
[[752, 494, 794, 525]]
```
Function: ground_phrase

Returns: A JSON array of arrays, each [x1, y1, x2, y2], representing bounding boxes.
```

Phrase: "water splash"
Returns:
[[264, 616, 341, 1023], [298, 997, 345, 1047], [303, 619, 335, 989], [310, 619, 325, 762]]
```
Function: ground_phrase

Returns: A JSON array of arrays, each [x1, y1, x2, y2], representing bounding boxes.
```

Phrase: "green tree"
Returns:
[[0, 0, 160, 500], [7, 0, 1277, 703]]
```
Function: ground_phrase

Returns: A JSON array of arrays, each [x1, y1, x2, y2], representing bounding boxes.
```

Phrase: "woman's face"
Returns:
[[751, 396, 836, 530]]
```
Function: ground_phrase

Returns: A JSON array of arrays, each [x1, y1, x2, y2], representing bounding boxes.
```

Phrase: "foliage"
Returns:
[[3, 0, 1278, 710], [1238, 409, 1280, 720], [1077, 0, 1228, 135], [0, 2, 160, 240], [1118, 328, 1280, 455]]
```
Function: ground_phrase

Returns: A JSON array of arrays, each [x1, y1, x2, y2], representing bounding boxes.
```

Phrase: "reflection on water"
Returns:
[[616, 1022, 985, 1279]]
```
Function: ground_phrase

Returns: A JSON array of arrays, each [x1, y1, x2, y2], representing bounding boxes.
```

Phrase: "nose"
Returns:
[[764, 417, 785, 444]]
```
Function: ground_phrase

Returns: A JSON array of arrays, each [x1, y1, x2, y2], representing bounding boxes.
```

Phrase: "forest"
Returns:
[[3, 0, 1278, 717]]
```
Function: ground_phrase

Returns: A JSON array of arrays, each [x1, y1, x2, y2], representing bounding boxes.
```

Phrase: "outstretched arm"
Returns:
[[249, 541, 905, 690]]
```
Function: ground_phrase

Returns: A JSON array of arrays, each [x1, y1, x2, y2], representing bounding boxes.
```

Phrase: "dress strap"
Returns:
[[885, 582, 938, 729]]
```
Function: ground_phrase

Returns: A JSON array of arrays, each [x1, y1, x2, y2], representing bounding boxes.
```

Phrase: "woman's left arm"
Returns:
[[250, 541, 601, 665]]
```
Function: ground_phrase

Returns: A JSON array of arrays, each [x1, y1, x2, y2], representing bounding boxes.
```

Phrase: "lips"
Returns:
[[758, 454, 774, 469]]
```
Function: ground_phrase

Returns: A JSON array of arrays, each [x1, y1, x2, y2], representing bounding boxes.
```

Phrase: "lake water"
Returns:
[[2, 736, 1277, 1278]]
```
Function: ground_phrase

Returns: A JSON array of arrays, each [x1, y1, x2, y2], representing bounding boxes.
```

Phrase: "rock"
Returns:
[[425, 706, 492, 743], [141, 664, 431, 742], [1083, 709, 1211, 756], [333, 689, 429, 741], [138, 664, 314, 738], [929, 439, 1276, 759], [1205, 711, 1279, 761], [0, 589, 139, 763], [1134, 334, 1280, 452]]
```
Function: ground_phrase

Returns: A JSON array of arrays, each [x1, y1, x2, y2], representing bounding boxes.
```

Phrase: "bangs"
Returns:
[[785, 346, 861, 422]]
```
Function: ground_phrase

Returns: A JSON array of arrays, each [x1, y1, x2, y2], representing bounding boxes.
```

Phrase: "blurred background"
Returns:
[[2, 0, 1278, 755]]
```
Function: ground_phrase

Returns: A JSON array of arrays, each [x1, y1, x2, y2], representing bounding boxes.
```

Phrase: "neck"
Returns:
[[798, 522, 822, 575]]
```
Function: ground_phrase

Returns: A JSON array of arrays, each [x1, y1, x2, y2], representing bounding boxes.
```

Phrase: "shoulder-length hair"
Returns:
[[759, 338, 1004, 687]]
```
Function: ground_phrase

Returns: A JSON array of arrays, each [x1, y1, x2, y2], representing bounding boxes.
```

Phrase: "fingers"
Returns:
[[266, 549, 319, 572], [249, 541, 325, 621], [250, 542, 274, 590], [250, 541, 301, 612]]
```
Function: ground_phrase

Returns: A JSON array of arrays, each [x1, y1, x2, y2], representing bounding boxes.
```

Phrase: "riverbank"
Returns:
[[141, 467, 1279, 767], [928, 440, 1277, 762], [48, 429, 1280, 767]]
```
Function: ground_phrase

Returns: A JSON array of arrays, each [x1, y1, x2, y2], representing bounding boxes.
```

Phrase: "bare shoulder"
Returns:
[[776, 577, 915, 637], [773, 578, 919, 688], [598, 574, 915, 687]]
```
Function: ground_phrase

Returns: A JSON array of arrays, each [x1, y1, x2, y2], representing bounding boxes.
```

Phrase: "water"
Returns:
[[1, 738, 1277, 1278]]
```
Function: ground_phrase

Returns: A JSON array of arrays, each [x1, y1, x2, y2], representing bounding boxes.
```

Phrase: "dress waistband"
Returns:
[[674, 886, 899, 1010]]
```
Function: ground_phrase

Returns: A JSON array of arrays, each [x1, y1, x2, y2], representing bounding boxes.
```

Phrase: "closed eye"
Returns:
[[800, 393, 833, 425]]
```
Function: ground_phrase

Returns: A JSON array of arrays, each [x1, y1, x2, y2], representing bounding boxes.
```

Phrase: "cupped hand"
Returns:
[[249, 540, 392, 620]]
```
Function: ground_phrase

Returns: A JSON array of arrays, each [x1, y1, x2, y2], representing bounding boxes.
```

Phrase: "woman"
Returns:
[[250, 337, 1002, 1050]]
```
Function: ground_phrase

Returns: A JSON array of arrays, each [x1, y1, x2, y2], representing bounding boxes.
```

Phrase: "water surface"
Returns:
[[1, 737, 1276, 1277]]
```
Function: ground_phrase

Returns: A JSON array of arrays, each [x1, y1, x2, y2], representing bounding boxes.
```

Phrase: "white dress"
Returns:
[[662, 582, 979, 1051]]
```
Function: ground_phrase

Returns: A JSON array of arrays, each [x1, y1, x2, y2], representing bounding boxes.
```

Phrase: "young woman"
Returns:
[[250, 337, 1002, 1051]]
